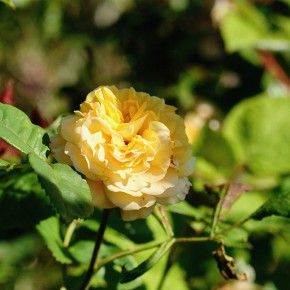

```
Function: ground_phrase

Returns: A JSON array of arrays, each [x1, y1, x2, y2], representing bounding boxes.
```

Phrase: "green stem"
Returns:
[[95, 239, 165, 272], [175, 236, 215, 243], [210, 184, 229, 238], [63, 219, 80, 248], [79, 209, 110, 290], [154, 205, 174, 237]]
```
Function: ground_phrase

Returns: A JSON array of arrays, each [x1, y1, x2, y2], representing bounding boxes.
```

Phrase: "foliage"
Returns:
[[0, 0, 290, 289]]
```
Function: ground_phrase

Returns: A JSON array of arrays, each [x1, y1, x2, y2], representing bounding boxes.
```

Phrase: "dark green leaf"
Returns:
[[0, 170, 54, 229], [120, 238, 175, 283], [252, 190, 290, 220], [29, 153, 94, 222], [36, 217, 73, 264], [0, 103, 49, 160], [223, 95, 290, 177]]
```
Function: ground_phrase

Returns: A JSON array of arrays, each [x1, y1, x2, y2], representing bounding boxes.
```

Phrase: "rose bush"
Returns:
[[50, 86, 195, 221]]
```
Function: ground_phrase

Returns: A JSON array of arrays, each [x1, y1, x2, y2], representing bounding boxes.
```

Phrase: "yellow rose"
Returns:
[[50, 86, 195, 221]]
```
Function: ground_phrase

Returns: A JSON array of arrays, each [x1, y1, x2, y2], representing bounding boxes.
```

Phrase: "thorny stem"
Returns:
[[79, 209, 110, 290]]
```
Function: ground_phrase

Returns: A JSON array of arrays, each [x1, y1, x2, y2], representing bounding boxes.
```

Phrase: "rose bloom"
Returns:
[[50, 86, 195, 221]]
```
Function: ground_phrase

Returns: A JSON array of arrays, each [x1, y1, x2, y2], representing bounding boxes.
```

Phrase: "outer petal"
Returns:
[[87, 179, 115, 208], [142, 167, 178, 196], [105, 188, 156, 211], [64, 143, 97, 180], [50, 135, 73, 164], [157, 177, 191, 205], [120, 205, 156, 221]]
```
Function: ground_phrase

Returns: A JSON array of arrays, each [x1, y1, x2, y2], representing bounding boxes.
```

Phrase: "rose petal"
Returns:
[[105, 189, 156, 211], [142, 167, 178, 195], [87, 179, 115, 208], [120, 205, 156, 221], [157, 178, 191, 204]]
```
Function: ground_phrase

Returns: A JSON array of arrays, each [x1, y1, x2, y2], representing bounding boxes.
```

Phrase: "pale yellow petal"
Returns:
[[157, 178, 191, 204], [142, 167, 178, 195], [105, 188, 156, 210], [49, 135, 73, 165], [87, 179, 115, 208], [120, 205, 156, 221], [64, 143, 96, 180]]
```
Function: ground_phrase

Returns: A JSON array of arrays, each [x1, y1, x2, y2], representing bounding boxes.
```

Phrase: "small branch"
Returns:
[[153, 205, 174, 237], [63, 219, 80, 248], [259, 50, 290, 92], [175, 236, 215, 243], [95, 239, 165, 272], [79, 209, 110, 290], [210, 185, 229, 238]]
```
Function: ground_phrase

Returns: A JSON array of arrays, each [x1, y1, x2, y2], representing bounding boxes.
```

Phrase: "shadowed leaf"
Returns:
[[29, 153, 94, 222]]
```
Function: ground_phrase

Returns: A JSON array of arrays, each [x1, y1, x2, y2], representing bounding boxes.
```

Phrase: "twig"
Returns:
[[259, 50, 290, 92]]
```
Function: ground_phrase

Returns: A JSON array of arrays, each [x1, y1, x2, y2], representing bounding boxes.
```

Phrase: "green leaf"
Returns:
[[0, 103, 49, 160], [0, 159, 12, 168], [120, 238, 175, 283], [223, 95, 290, 177], [68, 240, 95, 264], [0, 169, 54, 229], [0, 0, 15, 8], [36, 217, 73, 264], [166, 201, 206, 220], [220, 0, 268, 52], [194, 126, 236, 178], [29, 153, 94, 222], [252, 179, 290, 220]]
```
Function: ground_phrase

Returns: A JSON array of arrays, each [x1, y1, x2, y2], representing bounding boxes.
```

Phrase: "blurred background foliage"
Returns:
[[0, 0, 290, 289]]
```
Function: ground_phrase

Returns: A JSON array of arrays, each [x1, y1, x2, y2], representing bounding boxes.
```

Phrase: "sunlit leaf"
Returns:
[[220, 0, 268, 52], [0, 0, 15, 9], [120, 238, 175, 283], [223, 95, 290, 177], [0, 103, 49, 160], [194, 126, 236, 178], [0, 159, 11, 167], [29, 153, 94, 222], [36, 217, 73, 264], [166, 201, 206, 220]]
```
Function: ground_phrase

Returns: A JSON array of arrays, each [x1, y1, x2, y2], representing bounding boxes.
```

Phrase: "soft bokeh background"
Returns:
[[1, 0, 290, 289]]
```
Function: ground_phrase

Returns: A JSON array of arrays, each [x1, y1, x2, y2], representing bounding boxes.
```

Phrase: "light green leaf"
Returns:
[[166, 201, 206, 220], [36, 217, 73, 264], [68, 240, 94, 264], [194, 126, 236, 177], [120, 238, 175, 283], [220, 0, 268, 52], [0, 103, 49, 160], [0, 0, 15, 8], [29, 153, 94, 222], [223, 95, 290, 177], [0, 159, 12, 168]]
